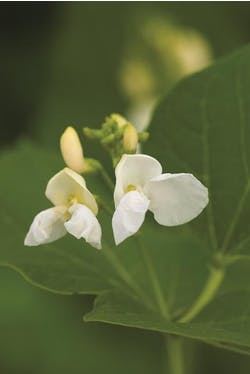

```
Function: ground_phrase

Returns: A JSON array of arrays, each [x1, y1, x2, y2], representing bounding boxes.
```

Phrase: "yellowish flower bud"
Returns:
[[60, 127, 85, 173], [110, 113, 128, 128], [123, 124, 138, 153]]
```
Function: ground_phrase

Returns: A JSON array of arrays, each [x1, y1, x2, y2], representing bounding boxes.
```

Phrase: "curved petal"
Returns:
[[112, 191, 149, 245], [45, 168, 98, 215], [24, 206, 67, 246], [145, 173, 208, 226], [114, 154, 162, 206], [64, 204, 102, 249]]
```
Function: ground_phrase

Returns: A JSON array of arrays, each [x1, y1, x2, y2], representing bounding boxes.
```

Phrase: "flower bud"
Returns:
[[123, 124, 138, 153], [110, 113, 127, 128], [60, 127, 85, 173]]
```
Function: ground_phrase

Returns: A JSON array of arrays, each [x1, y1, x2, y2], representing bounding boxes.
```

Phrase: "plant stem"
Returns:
[[96, 197, 113, 216], [99, 167, 114, 191], [166, 335, 185, 374], [178, 266, 224, 323], [136, 236, 170, 320]]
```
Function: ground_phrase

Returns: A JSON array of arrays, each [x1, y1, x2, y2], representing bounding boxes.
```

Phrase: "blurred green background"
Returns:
[[2, 2, 250, 373]]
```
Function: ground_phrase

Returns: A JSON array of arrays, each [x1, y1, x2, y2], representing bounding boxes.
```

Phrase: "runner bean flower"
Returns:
[[112, 154, 208, 245], [24, 168, 102, 249]]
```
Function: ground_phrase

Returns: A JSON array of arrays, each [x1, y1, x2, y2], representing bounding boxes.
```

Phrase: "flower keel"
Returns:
[[112, 190, 150, 245]]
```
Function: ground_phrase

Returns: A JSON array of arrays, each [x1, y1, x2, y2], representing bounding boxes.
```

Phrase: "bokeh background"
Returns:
[[1, 2, 250, 373]]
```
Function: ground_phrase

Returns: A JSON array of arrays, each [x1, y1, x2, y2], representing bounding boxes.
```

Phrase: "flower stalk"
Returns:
[[166, 335, 185, 374], [178, 266, 225, 323], [136, 236, 170, 320]]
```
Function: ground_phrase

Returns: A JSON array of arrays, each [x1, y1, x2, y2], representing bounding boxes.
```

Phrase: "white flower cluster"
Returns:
[[25, 121, 208, 250]]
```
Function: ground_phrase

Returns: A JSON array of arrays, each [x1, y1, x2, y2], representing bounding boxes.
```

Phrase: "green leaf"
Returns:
[[85, 288, 250, 347], [146, 45, 250, 255], [86, 45, 250, 348]]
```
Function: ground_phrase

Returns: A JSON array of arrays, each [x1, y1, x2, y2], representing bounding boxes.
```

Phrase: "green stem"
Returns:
[[96, 196, 113, 216], [178, 267, 224, 323], [136, 237, 170, 320], [223, 254, 250, 266], [166, 335, 185, 374], [99, 167, 114, 191]]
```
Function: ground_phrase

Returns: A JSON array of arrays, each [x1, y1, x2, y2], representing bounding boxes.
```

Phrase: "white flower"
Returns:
[[24, 168, 102, 249], [112, 154, 208, 245]]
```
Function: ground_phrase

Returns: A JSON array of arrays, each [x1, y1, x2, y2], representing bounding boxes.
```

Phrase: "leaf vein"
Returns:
[[201, 80, 218, 250], [235, 72, 250, 178]]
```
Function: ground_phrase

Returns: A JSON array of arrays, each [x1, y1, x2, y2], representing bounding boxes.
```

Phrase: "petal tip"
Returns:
[[24, 235, 34, 247]]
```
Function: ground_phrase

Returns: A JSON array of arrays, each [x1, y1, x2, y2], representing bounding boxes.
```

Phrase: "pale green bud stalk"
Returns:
[[83, 127, 104, 140]]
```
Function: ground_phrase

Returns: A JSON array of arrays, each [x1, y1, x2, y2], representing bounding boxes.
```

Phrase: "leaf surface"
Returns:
[[87, 45, 250, 349]]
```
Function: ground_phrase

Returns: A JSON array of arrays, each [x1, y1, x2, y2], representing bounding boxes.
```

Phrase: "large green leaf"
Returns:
[[2, 44, 250, 353], [86, 45, 250, 347], [146, 45, 250, 254]]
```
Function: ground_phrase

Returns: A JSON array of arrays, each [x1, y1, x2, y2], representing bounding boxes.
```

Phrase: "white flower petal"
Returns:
[[114, 154, 162, 206], [145, 173, 208, 226], [45, 168, 98, 215], [112, 190, 150, 245], [64, 204, 102, 249], [24, 206, 67, 246]]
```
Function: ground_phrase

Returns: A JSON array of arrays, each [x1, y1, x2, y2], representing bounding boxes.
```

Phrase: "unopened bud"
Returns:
[[123, 124, 138, 153], [110, 113, 128, 128], [60, 126, 85, 173], [138, 131, 149, 143]]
